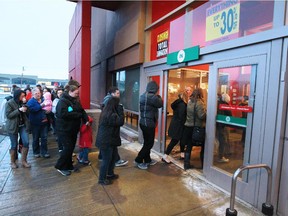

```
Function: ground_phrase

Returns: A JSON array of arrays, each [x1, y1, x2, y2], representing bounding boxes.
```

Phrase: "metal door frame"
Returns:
[[204, 54, 267, 205]]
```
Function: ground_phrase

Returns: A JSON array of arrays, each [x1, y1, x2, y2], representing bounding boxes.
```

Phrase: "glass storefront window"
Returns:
[[165, 65, 209, 166], [214, 65, 255, 177], [192, 0, 274, 47], [115, 68, 140, 130]]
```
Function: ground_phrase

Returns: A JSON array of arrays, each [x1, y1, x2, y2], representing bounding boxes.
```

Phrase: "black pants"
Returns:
[[135, 124, 155, 163], [165, 138, 185, 155], [55, 131, 77, 170]]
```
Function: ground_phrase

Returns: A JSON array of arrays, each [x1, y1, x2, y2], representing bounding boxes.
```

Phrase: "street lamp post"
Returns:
[[21, 66, 24, 88]]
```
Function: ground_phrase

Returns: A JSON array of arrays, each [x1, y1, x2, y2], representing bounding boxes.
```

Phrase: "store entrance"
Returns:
[[165, 64, 209, 169]]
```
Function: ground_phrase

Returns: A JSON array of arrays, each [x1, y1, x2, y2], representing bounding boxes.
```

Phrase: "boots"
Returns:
[[184, 152, 193, 170], [21, 147, 31, 168], [10, 149, 18, 169]]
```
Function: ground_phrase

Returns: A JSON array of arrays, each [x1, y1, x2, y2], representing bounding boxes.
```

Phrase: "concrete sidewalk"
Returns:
[[0, 133, 263, 216]]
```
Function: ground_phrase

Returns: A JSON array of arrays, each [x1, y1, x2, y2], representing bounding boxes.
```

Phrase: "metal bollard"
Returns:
[[226, 164, 274, 216]]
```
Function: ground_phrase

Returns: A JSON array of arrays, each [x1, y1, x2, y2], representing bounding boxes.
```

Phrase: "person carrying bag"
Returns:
[[181, 88, 206, 170]]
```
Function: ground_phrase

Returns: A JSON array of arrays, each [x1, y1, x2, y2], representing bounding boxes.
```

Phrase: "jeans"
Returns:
[[98, 148, 120, 162], [8, 126, 29, 150], [79, 148, 89, 162], [99, 146, 117, 182], [55, 131, 78, 170], [31, 123, 48, 155], [165, 138, 185, 155], [135, 125, 155, 164]]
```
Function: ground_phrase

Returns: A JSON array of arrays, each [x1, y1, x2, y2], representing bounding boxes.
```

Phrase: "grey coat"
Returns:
[[5, 99, 29, 134], [185, 99, 206, 128]]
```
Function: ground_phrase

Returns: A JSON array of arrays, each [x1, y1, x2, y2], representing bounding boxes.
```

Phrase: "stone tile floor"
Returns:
[[0, 134, 264, 216]]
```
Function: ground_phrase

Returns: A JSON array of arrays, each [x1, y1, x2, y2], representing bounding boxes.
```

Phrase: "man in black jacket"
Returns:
[[135, 81, 163, 170]]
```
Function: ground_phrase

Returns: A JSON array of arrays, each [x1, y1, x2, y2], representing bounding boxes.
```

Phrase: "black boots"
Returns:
[[184, 152, 194, 170]]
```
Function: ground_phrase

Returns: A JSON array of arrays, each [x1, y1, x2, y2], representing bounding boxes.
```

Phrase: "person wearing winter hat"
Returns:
[[134, 81, 163, 170]]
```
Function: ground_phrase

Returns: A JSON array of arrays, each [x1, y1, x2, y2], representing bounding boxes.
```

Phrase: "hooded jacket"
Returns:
[[56, 92, 88, 134], [139, 81, 163, 128], [42, 92, 52, 111], [79, 116, 93, 148]]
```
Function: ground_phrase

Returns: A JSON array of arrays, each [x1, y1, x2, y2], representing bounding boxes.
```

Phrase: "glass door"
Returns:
[[205, 55, 267, 205], [165, 65, 209, 167]]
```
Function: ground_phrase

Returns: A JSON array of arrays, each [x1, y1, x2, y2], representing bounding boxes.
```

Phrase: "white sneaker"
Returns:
[[218, 157, 229, 163], [162, 154, 171, 164]]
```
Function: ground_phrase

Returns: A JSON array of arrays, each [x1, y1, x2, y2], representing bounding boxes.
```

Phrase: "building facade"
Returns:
[[68, 1, 288, 214]]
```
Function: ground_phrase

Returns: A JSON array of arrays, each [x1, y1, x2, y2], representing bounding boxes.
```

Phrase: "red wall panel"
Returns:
[[152, 1, 185, 22], [68, 1, 91, 109]]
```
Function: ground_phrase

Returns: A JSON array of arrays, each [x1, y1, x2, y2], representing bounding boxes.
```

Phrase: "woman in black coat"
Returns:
[[96, 97, 124, 185], [162, 93, 187, 163], [54, 84, 88, 176]]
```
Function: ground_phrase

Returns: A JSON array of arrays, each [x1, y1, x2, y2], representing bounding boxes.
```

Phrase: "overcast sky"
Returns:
[[0, 0, 76, 79]]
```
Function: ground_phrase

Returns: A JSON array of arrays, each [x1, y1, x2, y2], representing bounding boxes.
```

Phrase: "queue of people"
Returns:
[[4, 79, 245, 186]]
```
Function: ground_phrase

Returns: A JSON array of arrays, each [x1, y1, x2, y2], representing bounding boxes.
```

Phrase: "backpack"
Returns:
[[0, 95, 12, 128]]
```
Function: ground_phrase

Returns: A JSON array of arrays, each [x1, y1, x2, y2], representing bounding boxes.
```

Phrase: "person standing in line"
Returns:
[[182, 88, 206, 170], [96, 97, 124, 185], [78, 116, 93, 165], [52, 88, 64, 152], [135, 81, 163, 170], [99, 86, 128, 167], [55, 84, 88, 176], [162, 92, 187, 163], [5, 89, 31, 168], [27, 88, 50, 158]]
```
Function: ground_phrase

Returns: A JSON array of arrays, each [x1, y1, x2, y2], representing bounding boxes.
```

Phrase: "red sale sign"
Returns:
[[219, 104, 253, 113]]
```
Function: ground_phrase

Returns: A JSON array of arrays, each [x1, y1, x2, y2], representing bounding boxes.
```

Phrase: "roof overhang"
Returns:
[[68, 0, 121, 11]]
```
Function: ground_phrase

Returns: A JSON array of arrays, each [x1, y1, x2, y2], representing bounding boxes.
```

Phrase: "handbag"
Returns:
[[192, 101, 205, 146]]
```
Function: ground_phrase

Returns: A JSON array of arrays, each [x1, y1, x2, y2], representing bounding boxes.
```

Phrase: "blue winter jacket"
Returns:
[[27, 97, 46, 125]]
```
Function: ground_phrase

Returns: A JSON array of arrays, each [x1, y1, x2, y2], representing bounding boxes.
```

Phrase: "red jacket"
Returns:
[[79, 116, 93, 148]]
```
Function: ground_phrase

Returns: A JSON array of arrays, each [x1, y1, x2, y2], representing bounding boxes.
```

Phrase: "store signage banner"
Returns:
[[206, 0, 240, 44], [216, 114, 247, 127], [167, 46, 199, 65], [219, 104, 253, 113], [157, 30, 169, 58]]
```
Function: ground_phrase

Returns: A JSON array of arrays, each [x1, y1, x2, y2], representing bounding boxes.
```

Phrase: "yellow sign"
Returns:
[[206, 0, 240, 42], [157, 30, 169, 43]]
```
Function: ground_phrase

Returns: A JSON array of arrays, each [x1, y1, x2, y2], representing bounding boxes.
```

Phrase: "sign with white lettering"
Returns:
[[219, 104, 253, 113], [157, 30, 169, 58], [206, 0, 240, 44]]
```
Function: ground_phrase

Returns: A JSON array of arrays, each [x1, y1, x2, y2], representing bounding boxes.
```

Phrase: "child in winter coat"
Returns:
[[78, 116, 93, 165], [42, 92, 52, 112]]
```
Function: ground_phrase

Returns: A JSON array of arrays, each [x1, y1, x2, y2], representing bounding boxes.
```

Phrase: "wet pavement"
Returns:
[[0, 133, 264, 216]]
